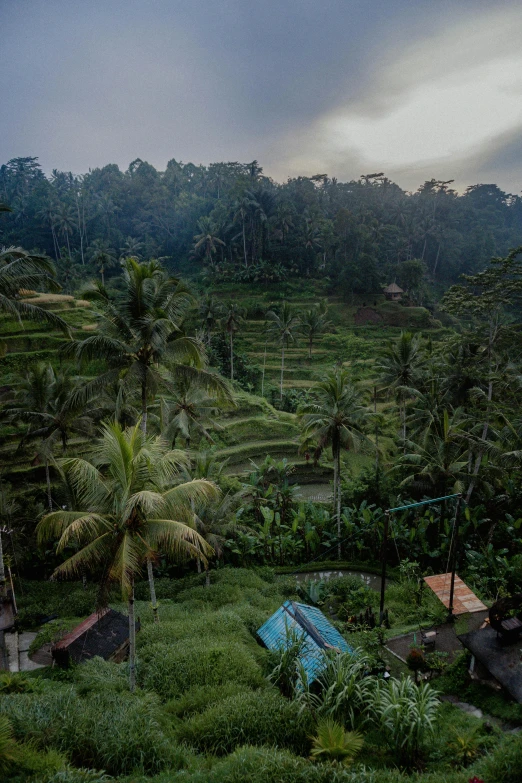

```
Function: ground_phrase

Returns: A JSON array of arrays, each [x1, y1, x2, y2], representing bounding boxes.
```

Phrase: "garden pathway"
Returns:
[[4, 631, 48, 672]]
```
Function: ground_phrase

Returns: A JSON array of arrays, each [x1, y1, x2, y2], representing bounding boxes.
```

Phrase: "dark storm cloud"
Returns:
[[0, 0, 521, 192]]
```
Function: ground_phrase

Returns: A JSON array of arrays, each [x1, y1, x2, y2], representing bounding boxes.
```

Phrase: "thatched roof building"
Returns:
[[384, 283, 404, 301]]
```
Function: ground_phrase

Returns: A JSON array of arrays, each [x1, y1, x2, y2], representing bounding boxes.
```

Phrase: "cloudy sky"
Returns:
[[1, 0, 522, 192]]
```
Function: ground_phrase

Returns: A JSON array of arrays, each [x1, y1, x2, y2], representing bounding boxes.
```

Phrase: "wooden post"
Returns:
[[447, 495, 462, 623], [379, 511, 390, 625]]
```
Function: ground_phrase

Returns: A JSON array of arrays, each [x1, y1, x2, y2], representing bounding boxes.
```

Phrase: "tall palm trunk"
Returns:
[[466, 355, 494, 503], [280, 344, 285, 401], [44, 456, 52, 512], [51, 224, 60, 261], [128, 579, 136, 692], [374, 386, 379, 478], [242, 218, 248, 267], [140, 392, 159, 623], [261, 339, 267, 397], [65, 230, 72, 262], [309, 335, 313, 360], [205, 563, 211, 588], [147, 557, 159, 623], [230, 332, 234, 381], [76, 197, 85, 265], [141, 380, 148, 434], [0, 533, 5, 594], [332, 437, 342, 560]]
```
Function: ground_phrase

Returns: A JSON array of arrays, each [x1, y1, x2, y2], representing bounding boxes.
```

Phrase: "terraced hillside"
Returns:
[[0, 295, 100, 492], [212, 282, 443, 394], [0, 281, 443, 501], [0, 294, 98, 374], [202, 281, 446, 488]]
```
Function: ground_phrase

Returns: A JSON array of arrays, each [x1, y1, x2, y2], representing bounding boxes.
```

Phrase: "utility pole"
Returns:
[[379, 511, 389, 625], [447, 494, 462, 623]]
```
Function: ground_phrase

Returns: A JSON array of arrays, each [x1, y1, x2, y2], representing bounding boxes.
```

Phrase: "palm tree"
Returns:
[[36, 203, 61, 261], [37, 421, 218, 688], [299, 302, 332, 360], [151, 379, 220, 448], [199, 294, 222, 345], [193, 490, 238, 587], [183, 451, 232, 581], [56, 206, 75, 261], [398, 408, 471, 498], [69, 258, 229, 434], [273, 203, 294, 245], [222, 302, 245, 382], [0, 247, 70, 333], [298, 370, 370, 558], [192, 217, 225, 268], [120, 236, 143, 260], [4, 363, 95, 510], [266, 302, 300, 401], [375, 331, 424, 445], [232, 194, 257, 267], [88, 239, 117, 285]]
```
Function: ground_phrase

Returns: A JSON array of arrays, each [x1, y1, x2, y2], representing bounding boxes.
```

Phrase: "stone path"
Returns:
[[3, 631, 48, 672], [385, 611, 488, 665]]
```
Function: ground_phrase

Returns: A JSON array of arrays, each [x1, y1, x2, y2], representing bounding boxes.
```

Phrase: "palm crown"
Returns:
[[69, 258, 229, 429], [37, 420, 219, 690], [0, 246, 70, 333], [37, 421, 218, 600], [266, 302, 300, 400], [298, 369, 371, 557]]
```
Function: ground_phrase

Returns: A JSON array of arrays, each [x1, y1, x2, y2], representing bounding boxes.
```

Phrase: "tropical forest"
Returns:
[[0, 150, 521, 783]]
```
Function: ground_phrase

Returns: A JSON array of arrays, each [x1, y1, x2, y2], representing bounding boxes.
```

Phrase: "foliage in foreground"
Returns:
[[0, 685, 185, 775], [175, 689, 314, 756], [310, 719, 364, 766]]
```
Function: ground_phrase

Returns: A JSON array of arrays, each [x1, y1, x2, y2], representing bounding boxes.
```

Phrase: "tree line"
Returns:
[[2, 156, 522, 299]]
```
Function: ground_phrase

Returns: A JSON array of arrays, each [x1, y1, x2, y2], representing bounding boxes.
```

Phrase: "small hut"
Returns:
[[384, 283, 404, 301], [52, 608, 139, 667], [257, 600, 352, 684]]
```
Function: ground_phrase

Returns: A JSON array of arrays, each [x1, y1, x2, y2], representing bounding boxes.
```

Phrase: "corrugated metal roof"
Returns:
[[54, 608, 110, 649], [257, 600, 352, 684]]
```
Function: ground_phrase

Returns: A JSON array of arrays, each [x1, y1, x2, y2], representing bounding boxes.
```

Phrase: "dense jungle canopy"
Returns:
[[2, 156, 522, 298]]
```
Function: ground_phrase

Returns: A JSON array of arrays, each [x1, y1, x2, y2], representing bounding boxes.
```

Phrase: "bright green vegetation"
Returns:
[[0, 569, 520, 781], [1, 164, 522, 782]]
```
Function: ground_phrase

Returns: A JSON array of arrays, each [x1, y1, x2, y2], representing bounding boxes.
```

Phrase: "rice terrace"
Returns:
[[2, 3, 522, 782]]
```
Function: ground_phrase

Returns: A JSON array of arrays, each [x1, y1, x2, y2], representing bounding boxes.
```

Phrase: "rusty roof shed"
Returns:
[[52, 608, 138, 667]]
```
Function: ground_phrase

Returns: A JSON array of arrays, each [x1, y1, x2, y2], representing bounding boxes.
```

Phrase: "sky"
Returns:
[[1, 0, 522, 193]]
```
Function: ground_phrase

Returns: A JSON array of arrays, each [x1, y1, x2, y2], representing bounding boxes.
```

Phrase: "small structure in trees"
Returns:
[[52, 608, 139, 667], [383, 283, 404, 301], [257, 600, 351, 684]]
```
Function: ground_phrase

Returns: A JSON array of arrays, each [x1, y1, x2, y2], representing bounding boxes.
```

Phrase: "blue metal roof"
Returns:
[[257, 600, 352, 684]]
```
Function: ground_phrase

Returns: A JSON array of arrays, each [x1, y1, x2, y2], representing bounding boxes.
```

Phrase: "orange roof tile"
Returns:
[[424, 573, 487, 615]]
